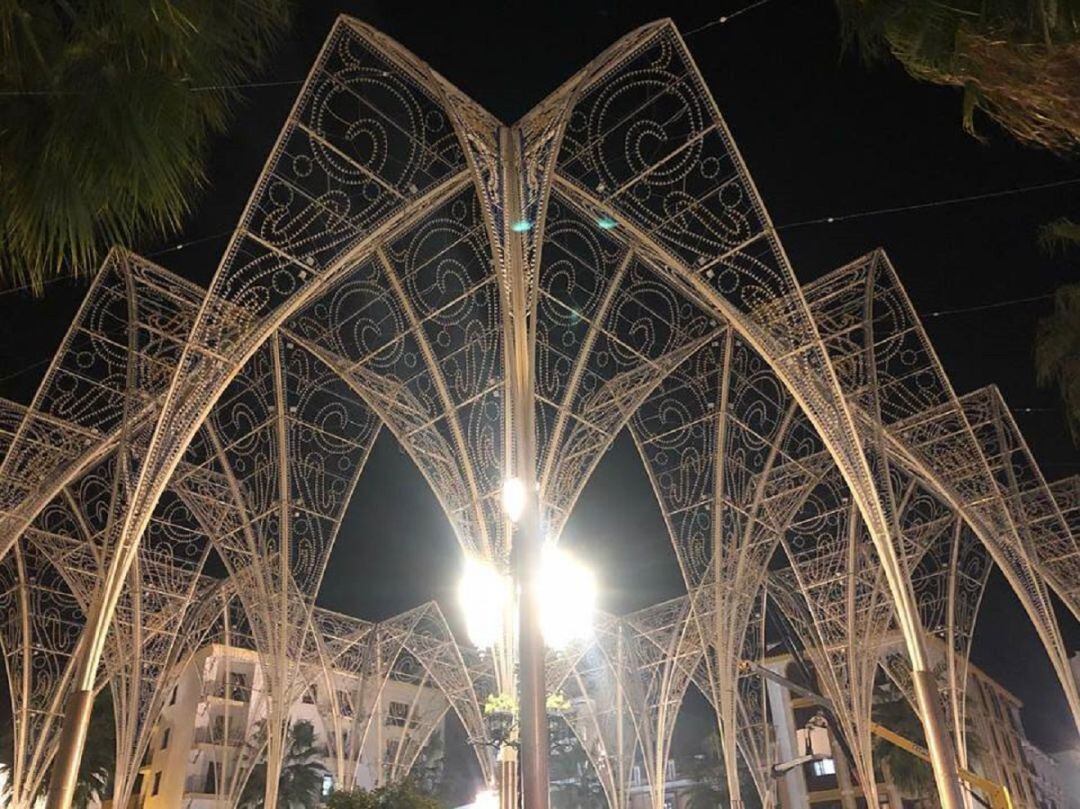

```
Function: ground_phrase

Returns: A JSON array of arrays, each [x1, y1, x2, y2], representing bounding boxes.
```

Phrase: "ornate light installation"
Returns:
[[1, 17, 1079, 809]]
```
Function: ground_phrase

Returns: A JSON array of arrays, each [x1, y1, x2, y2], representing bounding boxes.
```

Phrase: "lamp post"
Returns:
[[458, 481, 596, 809]]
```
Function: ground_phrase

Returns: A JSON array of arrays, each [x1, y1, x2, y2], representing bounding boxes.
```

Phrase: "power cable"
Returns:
[[0, 79, 304, 98], [684, 0, 780, 37], [0, 229, 234, 298], [924, 293, 1054, 319], [780, 177, 1080, 230]]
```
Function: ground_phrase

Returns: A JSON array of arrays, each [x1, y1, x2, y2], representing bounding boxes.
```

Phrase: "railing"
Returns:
[[204, 682, 252, 701], [194, 726, 246, 745], [183, 775, 217, 795]]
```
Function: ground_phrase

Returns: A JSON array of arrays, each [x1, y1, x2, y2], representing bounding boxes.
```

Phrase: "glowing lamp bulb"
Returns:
[[538, 542, 596, 651], [458, 557, 510, 649], [501, 477, 528, 523]]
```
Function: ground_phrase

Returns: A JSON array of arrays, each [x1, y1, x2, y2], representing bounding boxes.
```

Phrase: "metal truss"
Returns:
[[1, 17, 1079, 809], [312, 600, 497, 790], [801, 251, 1080, 734], [554, 602, 700, 809]]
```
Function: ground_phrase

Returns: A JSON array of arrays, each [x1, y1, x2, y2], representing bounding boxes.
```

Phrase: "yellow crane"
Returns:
[[869, 721, 1013, 809]]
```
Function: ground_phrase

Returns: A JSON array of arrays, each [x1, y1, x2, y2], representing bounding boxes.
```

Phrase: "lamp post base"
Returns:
[[498, 744, 519, 809]]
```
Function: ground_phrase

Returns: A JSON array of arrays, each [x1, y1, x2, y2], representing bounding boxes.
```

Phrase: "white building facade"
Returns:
[[132, 643, 448, 809]]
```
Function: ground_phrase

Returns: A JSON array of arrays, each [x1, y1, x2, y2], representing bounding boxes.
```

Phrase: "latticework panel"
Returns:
[[959, 387, 1080, 614], [558, 600, 702, 809], [312, 601, 495, 790], [801, 250, 1080, 733], [0, 539, 86, 809], [627, 327, 827, 808], [1, 391, 222, 809], [558, 631, 640, 809], [771, 479, 889, 806], [0, 250, 205, 563], [690, 585, 777, 809], [621, 598, 702, 809]]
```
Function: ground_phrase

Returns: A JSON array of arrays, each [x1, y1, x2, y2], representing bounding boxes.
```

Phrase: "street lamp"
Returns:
[[457, 547, 595, 652]]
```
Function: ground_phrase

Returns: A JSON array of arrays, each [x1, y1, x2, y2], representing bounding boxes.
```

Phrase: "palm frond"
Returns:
[[0, 0, 292, 293]]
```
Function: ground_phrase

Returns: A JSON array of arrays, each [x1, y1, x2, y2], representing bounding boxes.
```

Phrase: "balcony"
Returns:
[[203, 682, 251, 703], [183, 775, 218, 796], [194, 726, 246, 746]]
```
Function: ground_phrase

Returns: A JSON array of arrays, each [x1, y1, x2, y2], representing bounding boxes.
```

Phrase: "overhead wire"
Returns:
[[0, 79, 304, 97], [684, 0, 780, 37], [779, 176, 1080, 230], [0, 229, 235, 299], [924, 293, 1055, 319]]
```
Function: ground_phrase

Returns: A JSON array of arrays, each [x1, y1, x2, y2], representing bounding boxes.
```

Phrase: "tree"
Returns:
[[0, 0, 292, 293], [72, 689, 117, 809], [872, 676, 985, 801], [1036, 219, 1080, 442], [835, 1, 1080, 152], [873, 682, 936, 800], [326, 780, 443, 809], [548, 719, 606, 809], [681, 731, 761, 809], [0, 689, 113, 807], [239, 720, 328, 809]]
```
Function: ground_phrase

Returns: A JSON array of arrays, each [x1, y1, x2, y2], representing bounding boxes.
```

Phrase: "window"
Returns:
[[337, 690, 353, 717], [664, 759, 676, 780], [160, 727, 170, 750], [322, 774, 334, 798], [384, 739, 399, 762], [303, 684, 318, 704], [386, 700, 410, 727], [151, 772, 162, 796], [630, 766, 642, 786], [204, 762, 218, 794], [812, 758, 837, 776]]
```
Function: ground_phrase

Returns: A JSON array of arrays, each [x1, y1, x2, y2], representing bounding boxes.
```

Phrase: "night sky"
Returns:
[[3, 0, 1080, 756]]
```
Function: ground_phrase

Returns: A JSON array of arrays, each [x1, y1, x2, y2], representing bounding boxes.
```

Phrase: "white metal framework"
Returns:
[[0, 16, 1077, 809]]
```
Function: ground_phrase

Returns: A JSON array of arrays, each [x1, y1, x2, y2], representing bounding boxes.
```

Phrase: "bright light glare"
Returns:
[[473, 789, 498, 809], [538, 542, 596, 650], [459, 557, 510, 649], [501, 477, 528, 523]]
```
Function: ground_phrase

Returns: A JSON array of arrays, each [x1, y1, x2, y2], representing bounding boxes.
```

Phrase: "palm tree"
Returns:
[[73, 690, 117, 809], [240, 720, 328, 809], [873, 676, 985, 802], [835, 0, 1080, 153], [548, 719, 606, 809], [0, 0, 291, 293], [682, 731, 761, 809], [1036, 283, 1080, 443], [873, 684, 935, 801]]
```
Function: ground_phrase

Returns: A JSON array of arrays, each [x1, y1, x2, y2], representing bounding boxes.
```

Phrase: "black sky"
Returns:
[[3, 0, 1079, 754]]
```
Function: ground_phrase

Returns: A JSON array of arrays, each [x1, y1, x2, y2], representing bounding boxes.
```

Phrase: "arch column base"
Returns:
[[44, 688, 94, 809], [912, 668, 965, 809]]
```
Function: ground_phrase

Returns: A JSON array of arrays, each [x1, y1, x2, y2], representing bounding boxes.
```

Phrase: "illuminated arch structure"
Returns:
[[1, 16, 1079, 809]]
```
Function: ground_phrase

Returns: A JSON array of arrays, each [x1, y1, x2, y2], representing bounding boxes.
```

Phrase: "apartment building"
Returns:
[[133, 642, 446, 809]]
